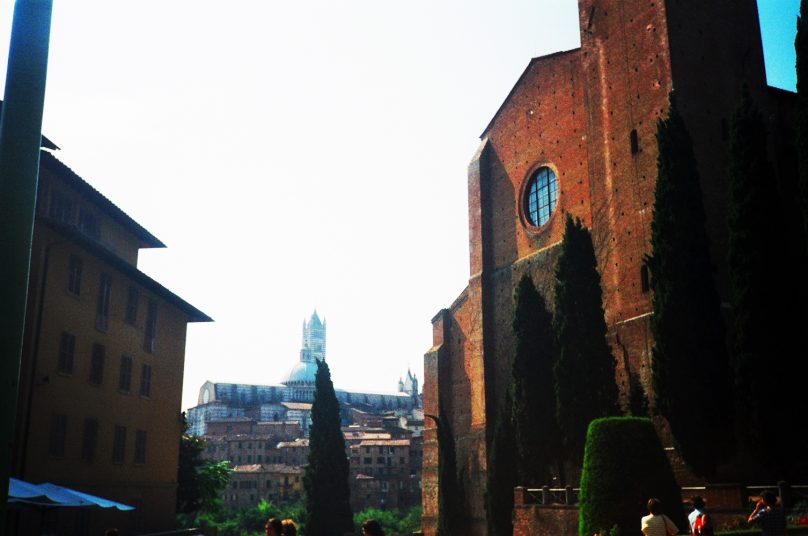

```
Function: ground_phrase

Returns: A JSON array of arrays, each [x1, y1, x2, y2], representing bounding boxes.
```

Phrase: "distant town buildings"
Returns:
[[191, 311, 423, 512], [11, 137, 210, 534], [187, 311, 421, 437]]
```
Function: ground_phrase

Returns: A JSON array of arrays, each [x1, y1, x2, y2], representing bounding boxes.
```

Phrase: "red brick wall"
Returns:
[[422, 0, 781, 533]]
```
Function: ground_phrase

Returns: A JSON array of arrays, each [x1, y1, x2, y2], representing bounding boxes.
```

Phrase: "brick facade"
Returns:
[[422, 1, 795, 534]]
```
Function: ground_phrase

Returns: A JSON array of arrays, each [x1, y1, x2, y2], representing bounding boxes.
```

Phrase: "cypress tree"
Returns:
[[553, 215, 619, 468], [427, 403, 464, 536], [728, 88, 799, 477], [511, 274, 561, 486], [304, 359, 353, 536], [797, 0, 808, 242], [646, 93, 735, 477], [486, 392, 516, 536]]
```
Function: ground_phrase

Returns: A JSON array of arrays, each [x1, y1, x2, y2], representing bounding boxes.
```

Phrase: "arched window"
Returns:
[[525, 166, 558, 227]]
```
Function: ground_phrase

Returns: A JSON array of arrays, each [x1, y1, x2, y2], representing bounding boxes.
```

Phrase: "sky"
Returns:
[[0, 0, 799, 413]]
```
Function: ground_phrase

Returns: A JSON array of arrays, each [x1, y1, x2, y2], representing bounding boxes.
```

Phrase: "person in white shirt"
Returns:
[[642, 497, 680, 536]]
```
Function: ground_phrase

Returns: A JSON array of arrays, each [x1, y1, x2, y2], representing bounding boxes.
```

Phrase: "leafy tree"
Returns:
[[727, 87, 805, 478], [646, 93, 735, 477], [798, 0, 808, 242], [177, 413, 232, 515], [485, 392, 516, 536], [511, 274, 561, 486], [553, 215, 619, 468], [304, 359, 354, 535]]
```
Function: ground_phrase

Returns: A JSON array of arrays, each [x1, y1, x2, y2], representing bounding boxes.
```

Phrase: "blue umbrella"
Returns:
[[8, 478, 91, 507], [8, 478, 134, 510], [38, 483, 135, 511]]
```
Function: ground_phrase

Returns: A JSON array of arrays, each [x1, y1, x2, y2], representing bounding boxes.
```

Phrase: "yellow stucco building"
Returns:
[[11, 144, 211, 535]]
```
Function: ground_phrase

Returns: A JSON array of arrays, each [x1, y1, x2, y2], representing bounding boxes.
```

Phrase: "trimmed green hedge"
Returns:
[[579, 417, 686, 536]]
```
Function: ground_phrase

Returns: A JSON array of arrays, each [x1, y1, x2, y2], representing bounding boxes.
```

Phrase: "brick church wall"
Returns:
[[422, 1, 791, 534]]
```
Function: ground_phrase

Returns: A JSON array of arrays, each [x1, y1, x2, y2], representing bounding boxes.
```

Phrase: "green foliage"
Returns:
[[511, 274, 561, 486], [178, 499, 307, 536], [304, 359, 354, 535], [352, 506, 422, 536], [486, 392, 516, 536], [578, 417, 685, 536], [553, 215, 619, 467], [647, 93, 735, 477], [726, 87, 808, 480], [177, 413, 232, 515]]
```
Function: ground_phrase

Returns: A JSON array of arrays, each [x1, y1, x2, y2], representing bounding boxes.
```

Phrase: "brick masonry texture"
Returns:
[[422, 1, 794, 534]]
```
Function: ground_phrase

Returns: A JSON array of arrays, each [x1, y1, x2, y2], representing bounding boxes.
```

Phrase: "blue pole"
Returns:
[[0, 0, 53, 532]]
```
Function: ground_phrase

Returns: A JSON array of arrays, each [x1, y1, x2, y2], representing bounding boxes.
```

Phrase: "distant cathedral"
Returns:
[[187, 310, 420, 436]]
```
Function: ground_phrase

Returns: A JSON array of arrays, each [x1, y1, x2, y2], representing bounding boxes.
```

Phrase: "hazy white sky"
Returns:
[[0, 0, 797, 412]]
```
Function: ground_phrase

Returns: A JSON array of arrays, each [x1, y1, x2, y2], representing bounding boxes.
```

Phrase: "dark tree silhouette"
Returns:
[[426, 404, 464, 536], [728, 88, 807, 478], [486, 392, 516, 536], [647, 93, 735, 477], [511, 274, 561, 486], [553, 215, 619, 468], [304, 359, 353, 535]]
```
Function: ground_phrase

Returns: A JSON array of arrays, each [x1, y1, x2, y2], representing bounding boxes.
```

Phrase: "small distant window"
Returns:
[[96, 273, 111, 332], [641, 264, 650, 293], [49, 413, 67, 457], [134, 430, 147, 464], [125, 287, 139, 325], [119, 355, 133, 393], [524, 167, 558, 227], [630, 129, 639, 154], [89, 344, 105, 385], [139, 364, 152, 397], [67, 256, 83, 295], [78, 209, 100, 239], [112, 425, 127, 464], [81, 418, 98, 462], [57, 332, 75, 375], [144, 300, 157, 353], [49, 191, 74, 223]]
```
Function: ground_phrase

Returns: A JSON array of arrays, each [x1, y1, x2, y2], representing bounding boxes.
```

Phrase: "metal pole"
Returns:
[[0, 0, 53, 532]]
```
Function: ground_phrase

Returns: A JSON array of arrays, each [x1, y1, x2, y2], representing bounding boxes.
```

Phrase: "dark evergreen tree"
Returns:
[[627, 368, 648, 418], [426, 403, 464, 536], [511, 274, 561, 486], [728, 88, 803, 478], [553, 215, 619, 468], [646, 93, 735, 477], [304, 359, 353, 535], [486, 392, 516, 536], [797, 0, 808, 243]]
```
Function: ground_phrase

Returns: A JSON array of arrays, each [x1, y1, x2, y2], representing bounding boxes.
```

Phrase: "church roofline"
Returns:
[[480, 47, 581, 139]]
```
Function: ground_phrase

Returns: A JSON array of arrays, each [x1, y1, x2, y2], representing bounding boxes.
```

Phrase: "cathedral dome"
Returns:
[[283, 360, 318, 385]]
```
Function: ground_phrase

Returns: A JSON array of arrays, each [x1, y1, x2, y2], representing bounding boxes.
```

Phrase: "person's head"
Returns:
[[691, 496, 705, 510], [362, 518, 385, 536], [281, 518, 297, 536], [265, 518, 283, 536], [647, 498, 663, 515], [761, 490, 778, 506]]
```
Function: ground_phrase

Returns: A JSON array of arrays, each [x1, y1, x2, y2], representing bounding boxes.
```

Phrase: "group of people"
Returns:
[[640, 490, 787, 536], [263, 517, 385, 536], [264, 518, 298, 536]]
